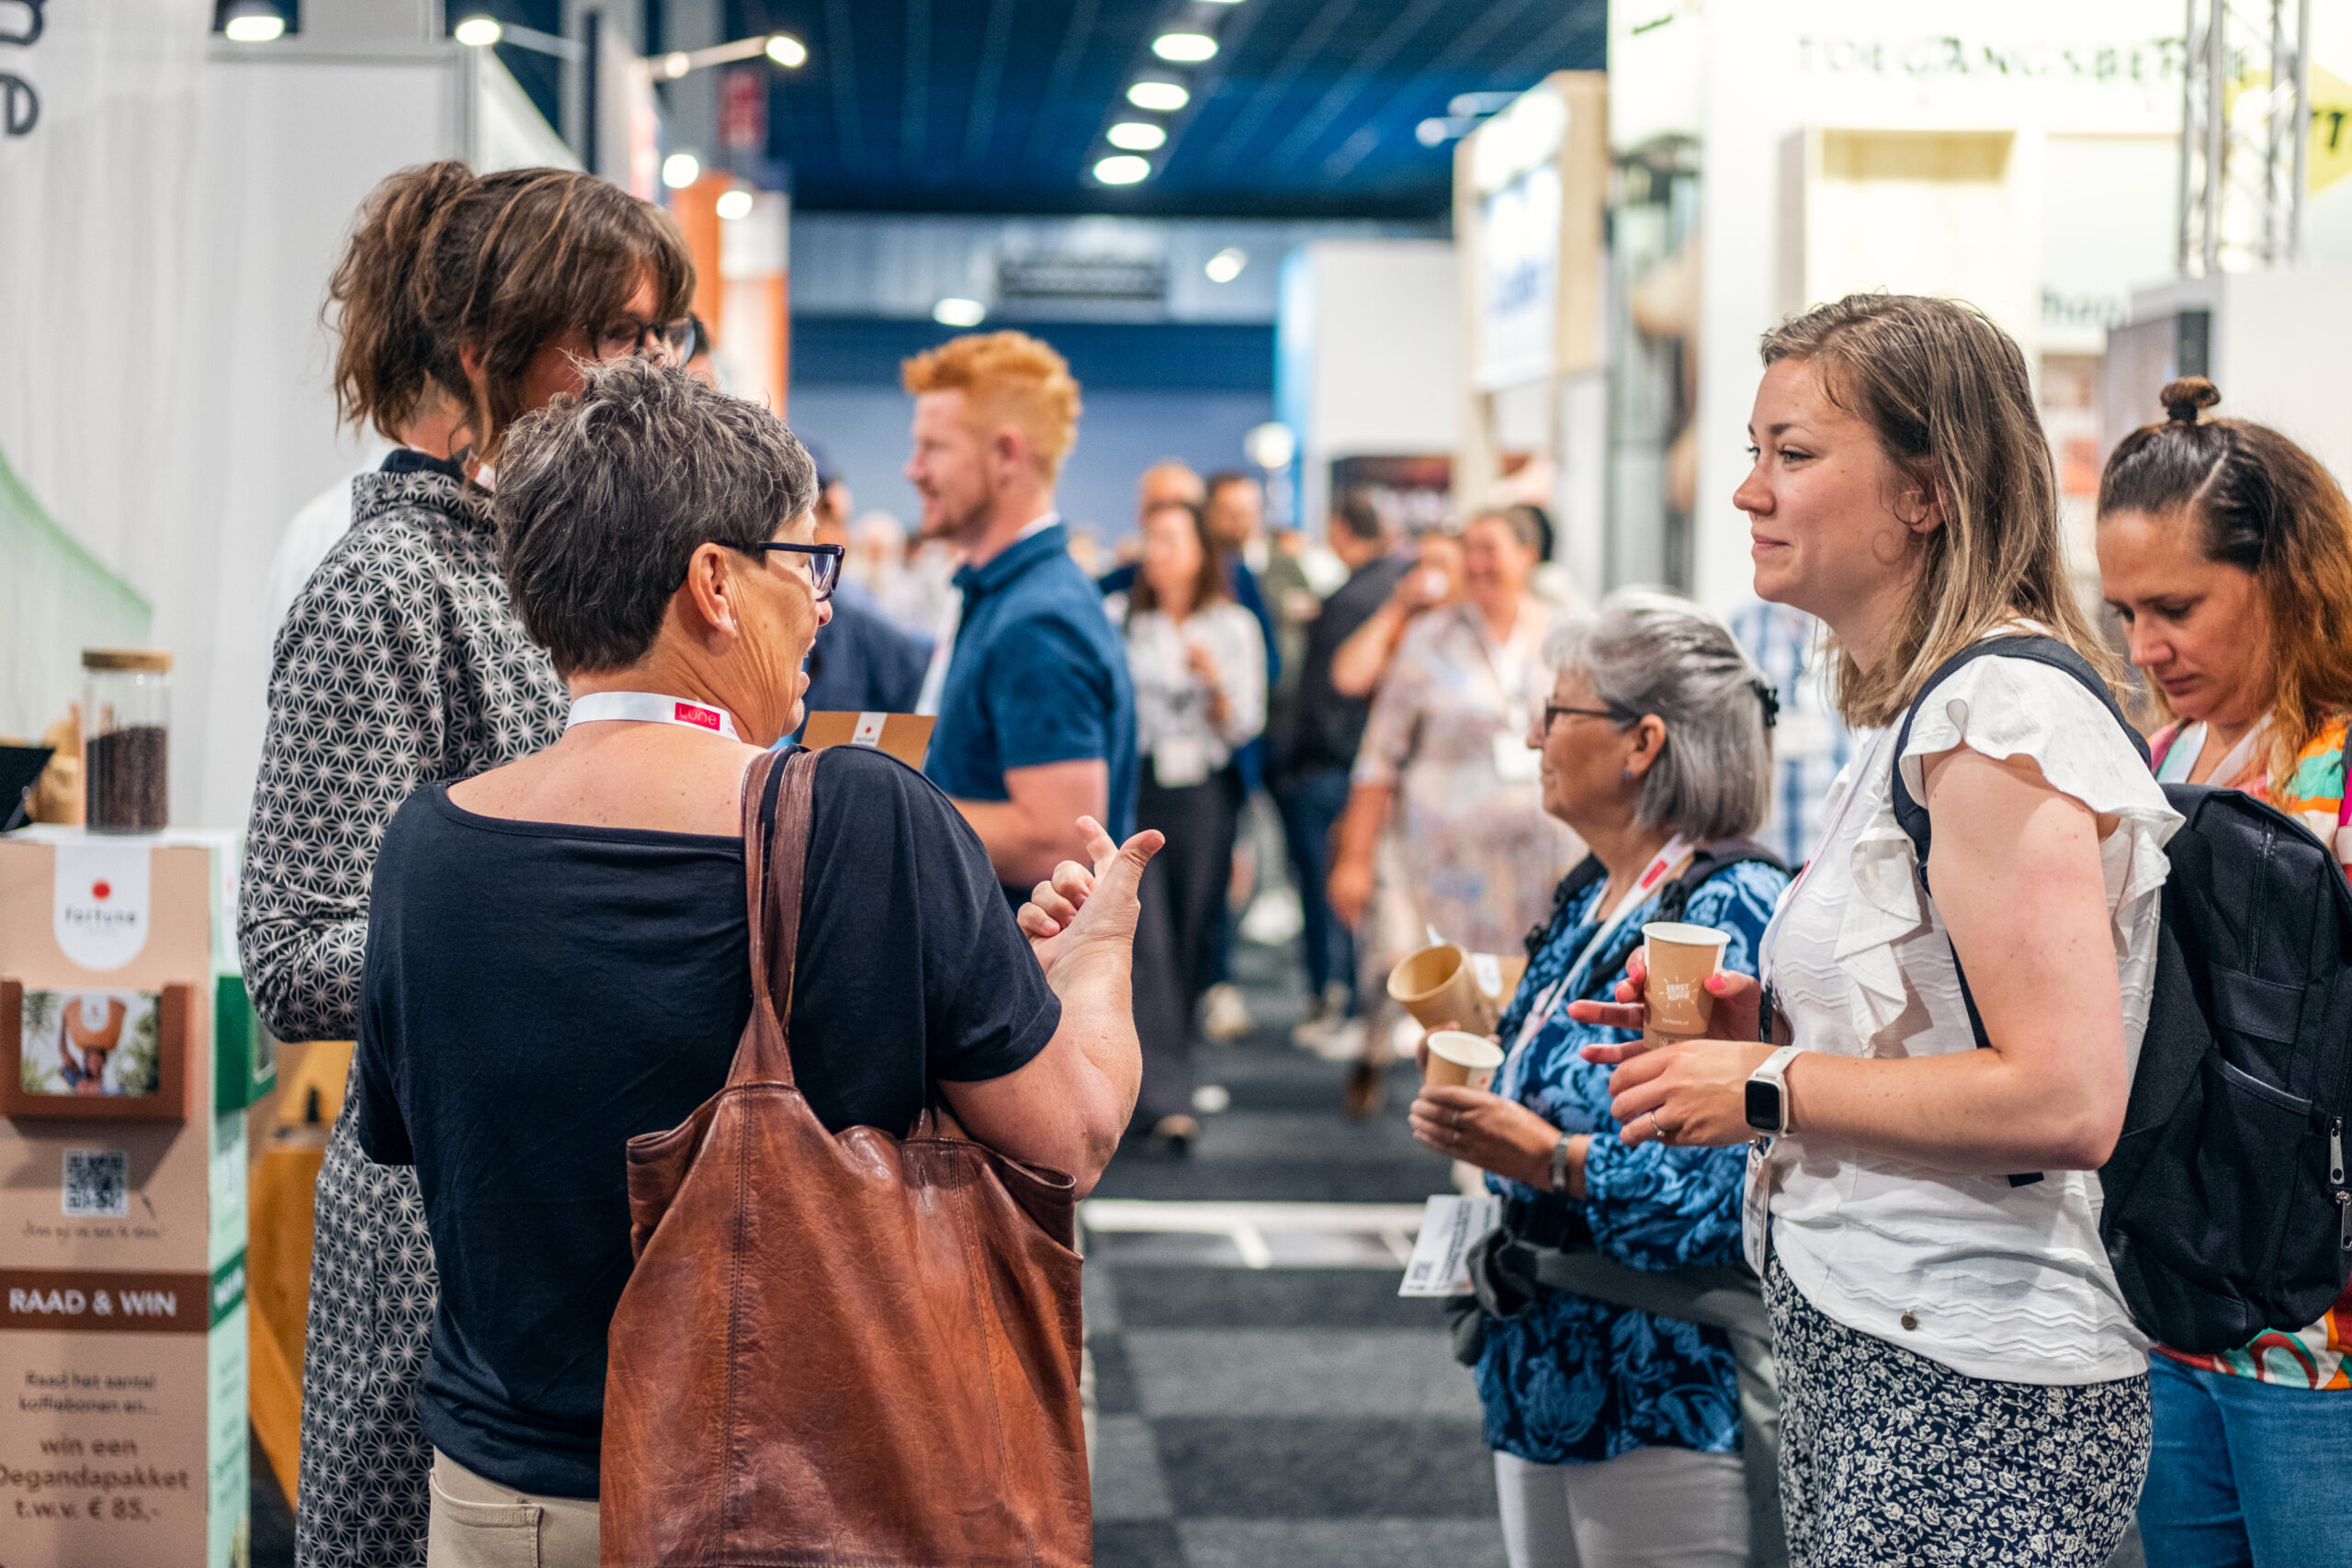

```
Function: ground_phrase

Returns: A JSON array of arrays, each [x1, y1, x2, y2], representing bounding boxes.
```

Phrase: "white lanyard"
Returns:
[[2159, 720, 2264, 790], [1503, 834, 1696, 1081], [567, 691, 743, 741]]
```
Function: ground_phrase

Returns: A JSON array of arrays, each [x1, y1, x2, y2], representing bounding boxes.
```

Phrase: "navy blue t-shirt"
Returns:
[[352, 745, 1059, 1499], [924, 522, 1137, 859]]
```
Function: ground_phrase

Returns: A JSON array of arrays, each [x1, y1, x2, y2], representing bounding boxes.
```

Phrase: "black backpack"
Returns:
[[1891, 636, 2352, 1353]]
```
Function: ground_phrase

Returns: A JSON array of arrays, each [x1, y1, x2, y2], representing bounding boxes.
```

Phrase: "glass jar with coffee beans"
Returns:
[[83, 649, 172, 832]]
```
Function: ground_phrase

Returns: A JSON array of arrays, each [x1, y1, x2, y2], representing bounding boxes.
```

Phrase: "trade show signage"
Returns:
[[0, 829, 253, 1568]]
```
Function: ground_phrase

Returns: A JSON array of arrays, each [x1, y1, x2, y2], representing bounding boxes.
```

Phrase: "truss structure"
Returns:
[[2180, 0, 2314, 275]]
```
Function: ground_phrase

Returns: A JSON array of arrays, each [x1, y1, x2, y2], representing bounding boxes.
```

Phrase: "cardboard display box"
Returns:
[[0, 827, 266, 1568]]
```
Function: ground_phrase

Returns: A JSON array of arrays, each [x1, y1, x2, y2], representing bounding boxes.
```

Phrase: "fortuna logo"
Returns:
[[673, 703, 722, 730], [53, 841, 152, 971]]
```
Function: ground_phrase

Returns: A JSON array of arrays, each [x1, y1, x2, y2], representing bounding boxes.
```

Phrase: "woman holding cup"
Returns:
[[1410, 589, 1788, 1568], [1576, 296, 2176, 1566]]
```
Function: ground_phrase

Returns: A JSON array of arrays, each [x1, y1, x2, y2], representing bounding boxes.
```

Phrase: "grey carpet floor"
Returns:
[[1086, 941, 1506, 1568]]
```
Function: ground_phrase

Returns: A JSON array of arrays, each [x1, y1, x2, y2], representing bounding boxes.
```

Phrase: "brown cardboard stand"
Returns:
[[0, 829, 253, 1568]]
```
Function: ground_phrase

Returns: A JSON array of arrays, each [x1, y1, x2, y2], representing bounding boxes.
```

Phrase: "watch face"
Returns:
[[1745, 1077, 1781, 1134]]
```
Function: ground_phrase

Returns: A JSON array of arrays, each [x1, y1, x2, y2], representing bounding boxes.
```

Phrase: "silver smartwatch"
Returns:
[[1744, 1044, 1803, 1138]]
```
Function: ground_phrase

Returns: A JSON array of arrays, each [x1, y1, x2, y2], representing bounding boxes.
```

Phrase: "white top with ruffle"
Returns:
[[1750, 650, 2183, 1384]]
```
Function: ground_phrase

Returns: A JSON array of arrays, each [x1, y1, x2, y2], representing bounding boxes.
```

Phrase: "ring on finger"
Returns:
[[1646, 1111, 1668, 1145]]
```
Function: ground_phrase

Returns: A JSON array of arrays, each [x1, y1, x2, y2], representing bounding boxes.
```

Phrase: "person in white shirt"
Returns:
[[1573, 293, 2177, 1568], [1114, 496, 1265, 1148]]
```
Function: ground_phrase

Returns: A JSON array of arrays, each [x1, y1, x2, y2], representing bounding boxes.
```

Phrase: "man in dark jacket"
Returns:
[[1274, 489, 1407, 1044]]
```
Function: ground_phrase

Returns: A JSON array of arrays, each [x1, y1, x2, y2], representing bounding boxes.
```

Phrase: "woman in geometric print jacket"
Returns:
[[237, 161, 691, 1568]]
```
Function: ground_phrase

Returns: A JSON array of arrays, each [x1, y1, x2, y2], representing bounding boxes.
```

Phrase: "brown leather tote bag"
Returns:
[[601, 748, 1092, 1566]]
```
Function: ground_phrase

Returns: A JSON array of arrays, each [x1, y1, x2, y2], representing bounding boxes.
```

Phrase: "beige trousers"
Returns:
[[426, 1448, 600, 1568]]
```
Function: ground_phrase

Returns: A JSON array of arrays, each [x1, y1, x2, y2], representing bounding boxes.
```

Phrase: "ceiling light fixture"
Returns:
[[1204, 247, 1247, 283], [1416, 116, 1479, 147], [1449, 91, 1520, 117], [452, 14, 503, 46], [715, 187, 755, 220], [219, 0, 288, 40], [1092, 154, 1153, 185], [765, 34, 807, 67], [662, 152, 702, 189], [1105, 121, 1167, 152], [1127, 79, 1190, 112], [1151, 32, 1216, 63], [933, 298, 988, 328]]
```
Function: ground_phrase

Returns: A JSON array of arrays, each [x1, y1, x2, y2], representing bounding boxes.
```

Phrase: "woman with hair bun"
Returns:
[[2097, 377, 2352, 1568], [237, 161, 693, 1568]]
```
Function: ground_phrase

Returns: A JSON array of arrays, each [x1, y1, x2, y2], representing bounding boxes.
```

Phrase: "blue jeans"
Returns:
[[2140, 1350, 2352, 1568], [1274, 767, 1355, 1009]]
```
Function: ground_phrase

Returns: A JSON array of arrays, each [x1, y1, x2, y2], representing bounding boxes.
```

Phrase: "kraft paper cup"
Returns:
[[1642, 921, 1732, 1037], [1387, 942, 1496, 1035], [1423, 1030, 1506, 1091]]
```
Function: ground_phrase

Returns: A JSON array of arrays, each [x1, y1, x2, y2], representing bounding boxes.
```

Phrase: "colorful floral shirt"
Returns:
[[2152, 713, 2352, 1388], [1474, 858, 1789, 1462]]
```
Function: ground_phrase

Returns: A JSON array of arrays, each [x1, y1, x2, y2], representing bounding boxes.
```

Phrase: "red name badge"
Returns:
[[673, 703, 723, 731]]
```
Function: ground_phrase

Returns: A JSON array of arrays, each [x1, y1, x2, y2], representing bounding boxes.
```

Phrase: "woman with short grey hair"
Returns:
[[1409, 587, 1789, 1568], [346, 356, 1156, 1565]]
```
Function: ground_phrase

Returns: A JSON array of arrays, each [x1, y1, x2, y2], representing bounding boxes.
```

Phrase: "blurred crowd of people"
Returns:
[[805, 403, 1846, 1142]]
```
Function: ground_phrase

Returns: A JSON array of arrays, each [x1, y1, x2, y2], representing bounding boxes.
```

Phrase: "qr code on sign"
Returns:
[[63, 1148, 129, 1218]]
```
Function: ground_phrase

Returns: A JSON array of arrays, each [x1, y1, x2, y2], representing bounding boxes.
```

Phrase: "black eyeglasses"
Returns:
[[736, 541, 844, 601], [1540, 703, 1631, 731], [594, 316, 696, 364]]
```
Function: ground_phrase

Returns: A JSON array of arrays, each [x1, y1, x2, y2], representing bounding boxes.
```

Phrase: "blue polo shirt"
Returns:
[[924, 522, 1137, 863]]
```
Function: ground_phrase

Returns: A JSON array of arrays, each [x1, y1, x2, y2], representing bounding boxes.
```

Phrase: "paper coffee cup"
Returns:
[[1642, 921, 1732, 1037], [1387, 942, 1498, 1035], [1423, 1030, 1506, 1091]]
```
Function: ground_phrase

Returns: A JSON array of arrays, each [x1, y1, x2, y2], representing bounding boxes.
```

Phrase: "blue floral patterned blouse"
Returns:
[[1475, 857, 1789, 1465]]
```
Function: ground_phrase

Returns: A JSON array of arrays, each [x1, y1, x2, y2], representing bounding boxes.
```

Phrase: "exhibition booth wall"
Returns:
[[0, 3, 571, 832]]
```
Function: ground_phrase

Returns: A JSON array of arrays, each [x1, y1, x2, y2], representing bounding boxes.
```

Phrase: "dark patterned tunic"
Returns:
[[1476, 859, 1788, 1465], [238, 461, 565, 1568]]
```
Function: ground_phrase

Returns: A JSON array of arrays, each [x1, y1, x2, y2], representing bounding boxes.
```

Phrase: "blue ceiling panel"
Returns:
[[723, 0, 1604, 218]]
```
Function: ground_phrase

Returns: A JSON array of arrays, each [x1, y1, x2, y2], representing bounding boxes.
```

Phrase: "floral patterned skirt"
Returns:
[[1767, 1253, 2149, 1568]]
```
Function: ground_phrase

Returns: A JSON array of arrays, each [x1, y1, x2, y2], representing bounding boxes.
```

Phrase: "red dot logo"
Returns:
[[90, 881, 111, 901]]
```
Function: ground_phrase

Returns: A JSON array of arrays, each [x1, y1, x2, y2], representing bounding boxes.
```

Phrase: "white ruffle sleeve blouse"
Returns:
[[1752, 651, 2183, 1384]]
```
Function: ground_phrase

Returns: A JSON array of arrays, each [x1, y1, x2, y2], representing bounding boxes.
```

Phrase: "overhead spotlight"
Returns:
[[662, 152, 701, 189], [765, 33, 808, 67], [1245, 421, 1296, 471], [1151, 32, 1216, 63], [933, 298, 988, 328], [452, 14, 503, 46], [1204, 247, 1246, 284], [1448, 91, 1520, 118], [1127, 79, 1190, 112], [1106, 121, 1167, 152], [218, 0, 288, 41], [1092, 154, 1152, 185], [662, 51, 693, 79], [1417, 117, 1479, 147], [715, 187, 755, 220]]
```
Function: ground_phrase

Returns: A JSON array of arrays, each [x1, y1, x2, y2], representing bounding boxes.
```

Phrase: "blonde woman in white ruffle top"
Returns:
[[1573, 294, 2175, 1568]]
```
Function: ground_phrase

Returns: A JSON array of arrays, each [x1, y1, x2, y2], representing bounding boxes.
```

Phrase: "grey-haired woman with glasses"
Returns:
[[1409, 589, 1788, 1568], [348, 355, 1150, 1567]]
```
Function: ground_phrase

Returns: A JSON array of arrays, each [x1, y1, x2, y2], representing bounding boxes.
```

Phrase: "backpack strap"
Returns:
[[1887, 636, 2145, 1188]]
